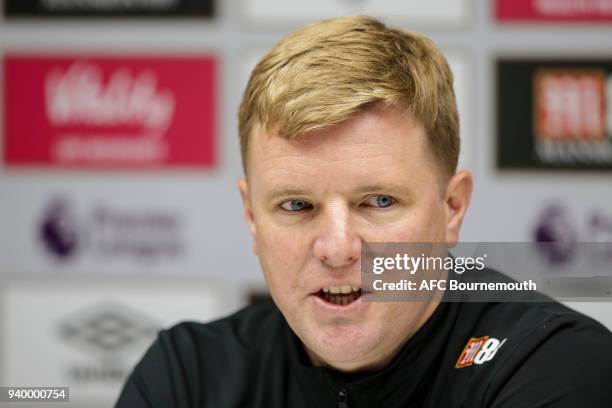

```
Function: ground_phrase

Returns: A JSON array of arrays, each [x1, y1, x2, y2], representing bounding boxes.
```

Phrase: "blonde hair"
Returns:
[[238, 15, 459, 178]]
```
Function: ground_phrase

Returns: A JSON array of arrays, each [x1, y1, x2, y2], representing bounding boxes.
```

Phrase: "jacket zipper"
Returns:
[[337, 388, 348, 408]]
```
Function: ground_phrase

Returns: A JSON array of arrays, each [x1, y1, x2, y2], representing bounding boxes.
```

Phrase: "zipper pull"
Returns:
[[337, 388, 348, 408]]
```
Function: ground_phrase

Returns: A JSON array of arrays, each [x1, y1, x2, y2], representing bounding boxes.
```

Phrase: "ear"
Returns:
[[444, 170, 473, 245], [238, 178, 259, 256]]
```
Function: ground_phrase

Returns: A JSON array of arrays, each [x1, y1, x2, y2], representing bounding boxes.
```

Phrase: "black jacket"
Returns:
[[116, 293, 612, 407]]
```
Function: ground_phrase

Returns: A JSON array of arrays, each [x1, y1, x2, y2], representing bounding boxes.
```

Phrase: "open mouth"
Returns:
[[317, 286, 362, 306]]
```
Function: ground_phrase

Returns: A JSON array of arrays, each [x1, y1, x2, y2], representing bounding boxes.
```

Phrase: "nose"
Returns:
[[313, 201, 361, 268]]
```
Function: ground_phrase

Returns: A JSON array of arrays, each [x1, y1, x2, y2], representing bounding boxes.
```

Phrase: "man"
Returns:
[[116, 16, 612, 407]]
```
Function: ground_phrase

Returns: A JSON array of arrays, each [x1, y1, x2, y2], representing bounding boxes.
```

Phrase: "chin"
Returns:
[[302, 321, 379, 369]]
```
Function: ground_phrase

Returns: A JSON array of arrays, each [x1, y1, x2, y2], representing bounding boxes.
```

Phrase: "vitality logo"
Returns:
[[455, 336, 507, 368]]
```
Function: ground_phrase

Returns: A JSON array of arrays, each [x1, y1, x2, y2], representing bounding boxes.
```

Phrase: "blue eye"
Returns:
[[280, 199, 312, 212], [365, 195, 396, 208]]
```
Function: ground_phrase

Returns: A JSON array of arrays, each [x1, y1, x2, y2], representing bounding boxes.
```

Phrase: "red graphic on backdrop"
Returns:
[[4, 55, 216, 168], [496, 0, 612, 22], [534, 70, 606, 140]]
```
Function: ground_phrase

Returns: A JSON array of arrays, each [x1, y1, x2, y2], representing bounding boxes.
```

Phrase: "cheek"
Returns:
[[410, 197, 447, 237], [255, 222, 306, 290], [369, 209, 441, 242]]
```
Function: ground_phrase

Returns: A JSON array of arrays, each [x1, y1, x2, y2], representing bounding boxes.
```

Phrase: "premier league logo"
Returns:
[[39, 198, 80, 260], [533, 204, 577, 265], [37, 195, 185, 267]]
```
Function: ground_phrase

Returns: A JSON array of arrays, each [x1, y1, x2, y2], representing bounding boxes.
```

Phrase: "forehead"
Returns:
[[247, 106, 438, 190]]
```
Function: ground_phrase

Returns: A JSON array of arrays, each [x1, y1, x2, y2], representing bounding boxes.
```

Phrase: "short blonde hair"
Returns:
[[238, 15, 459, 178]]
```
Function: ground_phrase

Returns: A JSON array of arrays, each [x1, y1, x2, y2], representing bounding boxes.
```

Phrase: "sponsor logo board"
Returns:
[[1, 191, 198, 275], [2, 278, 237, 406], [4, 0, 215, 18], [0, 185, 261, 283], [496, 0, 612, 23], [38, 196, 185, 265], [532, 202, 612, 260], [4, 55, 217, 169], [497, 59, 612, 170], [242, 0, 471, 26]]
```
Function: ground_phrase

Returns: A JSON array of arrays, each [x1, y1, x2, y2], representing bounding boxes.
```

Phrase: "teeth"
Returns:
[[322, 286, 360, 294], [320, 288, 362, 306]]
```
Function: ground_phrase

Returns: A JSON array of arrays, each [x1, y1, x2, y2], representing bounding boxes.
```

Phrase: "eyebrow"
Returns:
[[263, 186, 310, 202], [263, 182, 414, 202], [353, 183, 411, 194]]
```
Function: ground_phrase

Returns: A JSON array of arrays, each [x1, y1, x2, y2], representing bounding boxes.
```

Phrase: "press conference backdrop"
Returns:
[[1, 0, 611, 406]]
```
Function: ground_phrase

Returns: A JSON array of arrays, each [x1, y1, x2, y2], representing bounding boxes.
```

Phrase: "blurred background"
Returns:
[[0, 0, 611, 406]]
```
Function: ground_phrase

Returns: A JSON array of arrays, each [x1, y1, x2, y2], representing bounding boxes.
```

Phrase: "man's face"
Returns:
[[239, 105, 471, 371]]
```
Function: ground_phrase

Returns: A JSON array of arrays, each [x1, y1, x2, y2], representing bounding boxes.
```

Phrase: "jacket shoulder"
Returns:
[[459, 300, 612, 407], [115, 300, 284, 408]]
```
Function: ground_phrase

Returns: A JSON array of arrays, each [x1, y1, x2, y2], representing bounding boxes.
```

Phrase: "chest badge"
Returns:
[[455, 336, 507, 368]]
